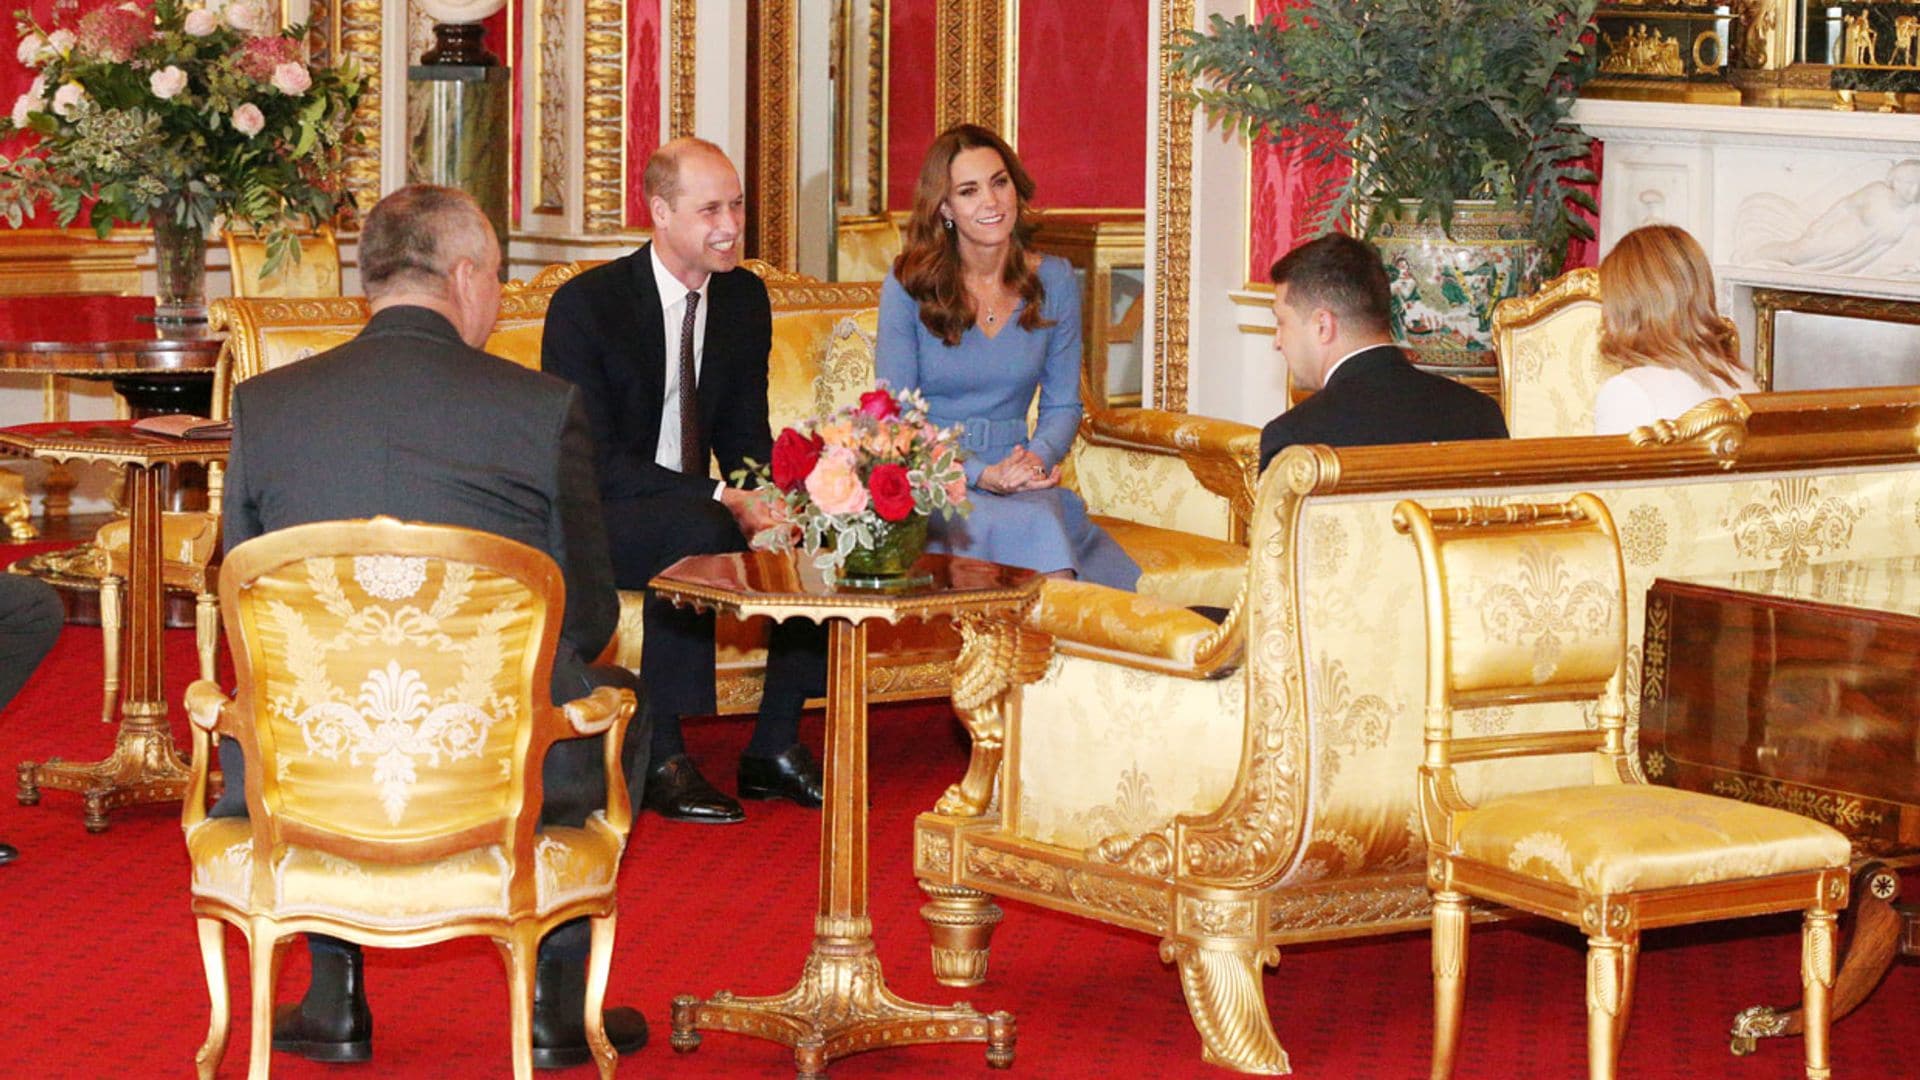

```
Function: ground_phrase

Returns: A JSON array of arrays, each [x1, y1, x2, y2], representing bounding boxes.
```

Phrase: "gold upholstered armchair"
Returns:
[[1492, 267, 1621, 439], [1392, 494, 1850, 1080], [181, 517, 638, 1080]]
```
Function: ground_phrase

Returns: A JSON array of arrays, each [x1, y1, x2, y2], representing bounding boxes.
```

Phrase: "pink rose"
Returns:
[[857, 388, 900, 420], [270, 61, 310, 96], [225, 0, 268, 32], [9, 92, 35, 129], [16, 33, 44, 67], [183, 9, 218, 36], [944, 476, 969, 509], [230, 102, 265, 136], [46, 29, 74, 55], [149, 65, 187, 100], [804, 450, 869, 517]]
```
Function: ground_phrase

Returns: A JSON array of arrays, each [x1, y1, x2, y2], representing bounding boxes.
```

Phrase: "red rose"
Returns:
[[770, 428, 823, 493], [857, 388, 901, 420], [868, 463, 915, 522]]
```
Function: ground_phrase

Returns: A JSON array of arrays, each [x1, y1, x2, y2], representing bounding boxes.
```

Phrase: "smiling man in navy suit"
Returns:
[[542, 138, 826, 824]]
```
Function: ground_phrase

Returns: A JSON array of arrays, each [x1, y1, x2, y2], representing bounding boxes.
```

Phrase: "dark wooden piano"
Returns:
[[1643, 559, 1920, 1053]]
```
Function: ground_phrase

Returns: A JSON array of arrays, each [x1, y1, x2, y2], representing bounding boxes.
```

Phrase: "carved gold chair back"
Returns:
[[1393, 493, 1850, 1080], [223, 227, 344, 299], [181, 517, 637, 1080], [1492, 268, 1618, 439]]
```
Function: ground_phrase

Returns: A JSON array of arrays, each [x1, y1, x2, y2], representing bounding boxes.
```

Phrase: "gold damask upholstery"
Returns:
[[1493, 268, 1621, 439], [915, 388, 1920, 1075], [1395, 494, 1848, 1080], [181, 517, 637, 1080], [223, 227, 343, 299], [835, 213, 905, 283]]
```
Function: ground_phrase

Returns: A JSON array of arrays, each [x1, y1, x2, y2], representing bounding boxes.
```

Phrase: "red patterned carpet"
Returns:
[[2, 619, 1917, 1078]]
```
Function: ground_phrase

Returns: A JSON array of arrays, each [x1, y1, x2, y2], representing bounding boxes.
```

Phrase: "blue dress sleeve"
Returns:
[[876, 273, 922, 398], [1027, 257, 1083, 467]]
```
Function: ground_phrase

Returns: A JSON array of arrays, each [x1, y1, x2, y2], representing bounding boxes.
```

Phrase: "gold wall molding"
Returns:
[[535, 0, 568, 214], [581, 0, 626, 232], [669, 0, 696, 139], [326, 0, 383, 214], [935, 0, 1014, 134], [751, 0, 799, 267], [1152, 0, 1194, 412]]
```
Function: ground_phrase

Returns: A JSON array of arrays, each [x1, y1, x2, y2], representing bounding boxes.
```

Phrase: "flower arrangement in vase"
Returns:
[[738, 384, 970, 581], [0, 0, 363, 316]]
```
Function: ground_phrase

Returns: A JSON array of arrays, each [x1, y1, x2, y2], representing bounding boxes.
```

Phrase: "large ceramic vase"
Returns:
[[150, 206, 208, 324], [839, 514, 929, 583], [1372, 200, 1545, 389]]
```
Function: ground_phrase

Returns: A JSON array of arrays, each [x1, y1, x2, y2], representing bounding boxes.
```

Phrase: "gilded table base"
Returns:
[[17, 705, 190, 832], [669, 917, 1014, 1078]]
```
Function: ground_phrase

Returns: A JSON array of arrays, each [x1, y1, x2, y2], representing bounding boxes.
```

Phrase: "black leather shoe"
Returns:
[[738, 744, 825, 808], [0, 842, 17, 865], [272, 944, 372, 1063], [531, 955, 648, 1070], [642, 753, 744, 823]]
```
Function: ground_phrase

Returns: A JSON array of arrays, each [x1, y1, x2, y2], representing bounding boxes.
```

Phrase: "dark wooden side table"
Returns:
[[654, 549, 1037, 1079], [2, 421, 229, 831], [1642, 562, 1920, 1053]]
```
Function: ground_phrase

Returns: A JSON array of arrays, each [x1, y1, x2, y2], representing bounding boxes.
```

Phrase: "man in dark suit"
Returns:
[[1258, 233, 1509, 471], [0, 575, 63, 865], [542, 138, 825, 824], [219, 185, 650, 1070]]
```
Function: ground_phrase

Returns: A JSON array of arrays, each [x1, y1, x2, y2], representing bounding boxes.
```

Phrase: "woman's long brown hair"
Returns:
[[892, 124, 1053, 346], [1598, 224, 1746, 388]]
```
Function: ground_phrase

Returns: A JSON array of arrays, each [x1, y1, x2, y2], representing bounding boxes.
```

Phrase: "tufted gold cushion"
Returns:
[[1453, 783, 1849, 894], [1097, 516, 1245, 609], [96, 511, 220, 579]]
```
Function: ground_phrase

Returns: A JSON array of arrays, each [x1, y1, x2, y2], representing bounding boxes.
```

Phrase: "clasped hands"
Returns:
[[977, 445, 1061, 496]]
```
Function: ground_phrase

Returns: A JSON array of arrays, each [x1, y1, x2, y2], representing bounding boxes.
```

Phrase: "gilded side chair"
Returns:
[[1391, 494, 1851, 1080], [223, 227, 344, 299], [181, 517, 638, 1080]]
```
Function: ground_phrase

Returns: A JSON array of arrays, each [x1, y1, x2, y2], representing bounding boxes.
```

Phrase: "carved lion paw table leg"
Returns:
[[1729, 861, 1899, 1055]]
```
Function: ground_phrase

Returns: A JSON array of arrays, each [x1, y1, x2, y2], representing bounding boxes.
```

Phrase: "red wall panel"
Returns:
[[1, 1, 93, 227], [887, 0, 936, 212], [1014, 0, 1146, 209], [1246, 0, 1347, 283], [625, 0, 661, 229]]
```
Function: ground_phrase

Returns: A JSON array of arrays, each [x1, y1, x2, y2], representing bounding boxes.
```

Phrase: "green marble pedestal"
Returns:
[[407, 64, 511, 268]]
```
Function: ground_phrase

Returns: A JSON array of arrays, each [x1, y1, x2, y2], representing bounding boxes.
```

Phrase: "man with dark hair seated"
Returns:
[[0, 575, 63, 864], [216, 184, 651, 1069], [1258, 233, 1508, 472]]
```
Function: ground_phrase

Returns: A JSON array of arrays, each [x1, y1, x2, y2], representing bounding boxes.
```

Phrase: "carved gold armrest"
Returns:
[[1082, 407, 1261, 540], [182, 679, 233, 830], [1028, 579, 1243, 678], [558, 685, 639, 836]]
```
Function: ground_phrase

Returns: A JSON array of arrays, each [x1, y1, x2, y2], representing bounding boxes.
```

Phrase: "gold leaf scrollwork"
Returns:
[[1064, 872, 1170, 924], [1710, 775, 1885, 830], [965, 847, 1063, 895], [1627, 396, 1748, 461]]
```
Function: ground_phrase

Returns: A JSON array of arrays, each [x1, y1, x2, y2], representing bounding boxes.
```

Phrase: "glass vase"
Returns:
[[839, 513, 929, 583], [150, 209, 208, 324]]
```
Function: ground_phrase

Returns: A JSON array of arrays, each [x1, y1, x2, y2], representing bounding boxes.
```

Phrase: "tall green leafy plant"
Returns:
[[1171, 0, 1600, 266]]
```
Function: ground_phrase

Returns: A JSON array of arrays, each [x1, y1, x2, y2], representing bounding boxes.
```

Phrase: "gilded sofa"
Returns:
[[914, 387, 1920, 1073], [210, 265, 1259, 714]]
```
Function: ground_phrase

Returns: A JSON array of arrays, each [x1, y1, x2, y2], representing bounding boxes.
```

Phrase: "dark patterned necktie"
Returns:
[[678, 291, 702, 475]]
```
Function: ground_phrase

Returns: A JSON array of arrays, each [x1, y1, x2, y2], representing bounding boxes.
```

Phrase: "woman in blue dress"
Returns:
[[877, 124, 1139, 590]]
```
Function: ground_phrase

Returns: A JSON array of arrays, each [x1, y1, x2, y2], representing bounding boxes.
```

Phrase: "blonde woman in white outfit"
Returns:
[[1592, 224, 1759, 436]]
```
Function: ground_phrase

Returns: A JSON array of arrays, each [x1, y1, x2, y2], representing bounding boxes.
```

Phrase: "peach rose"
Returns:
[[183, 9, 218, 36], [230, 101, 264, 136], [270, 61, 311, 96], [804, 450, 869, 517], [944, 476, 969, 508], [149, 65, 187, 100]]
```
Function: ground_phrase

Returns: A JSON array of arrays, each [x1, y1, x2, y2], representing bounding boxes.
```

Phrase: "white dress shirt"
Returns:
[[648, 247, 723, 498]]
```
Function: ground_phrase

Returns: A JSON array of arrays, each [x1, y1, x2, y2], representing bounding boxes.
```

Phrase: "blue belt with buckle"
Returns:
[[934, 415, 1029, 453]]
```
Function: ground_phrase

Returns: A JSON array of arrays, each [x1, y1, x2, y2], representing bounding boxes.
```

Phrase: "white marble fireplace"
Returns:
[[1573, 99, 1920, 390]]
